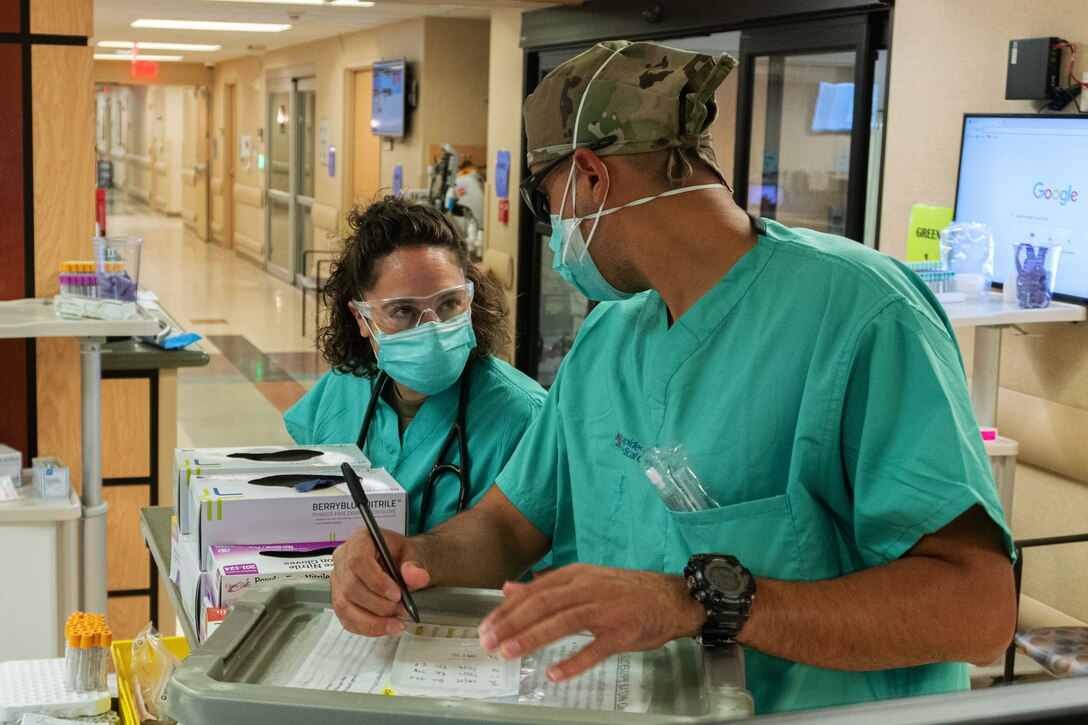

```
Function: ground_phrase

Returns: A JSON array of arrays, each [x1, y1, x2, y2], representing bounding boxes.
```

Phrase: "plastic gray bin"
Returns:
[[168, 581, 753, 724]]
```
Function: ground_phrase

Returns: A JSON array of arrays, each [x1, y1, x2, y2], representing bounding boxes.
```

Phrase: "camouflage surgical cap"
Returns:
[[523, 40, 737, 184]]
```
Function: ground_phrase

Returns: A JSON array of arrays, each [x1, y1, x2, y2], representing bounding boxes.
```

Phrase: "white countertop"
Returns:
[[0, 298, 160, 339], [0, 489, 81, 523], [944, 293, 1086, 328]]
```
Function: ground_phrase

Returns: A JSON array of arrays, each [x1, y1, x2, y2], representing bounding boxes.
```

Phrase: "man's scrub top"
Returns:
[[286, 356, 546, 536], [496, 219, 1013, 714]]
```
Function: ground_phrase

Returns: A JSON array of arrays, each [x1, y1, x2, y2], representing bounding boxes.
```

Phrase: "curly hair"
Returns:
[[318, 195, 509, 377]]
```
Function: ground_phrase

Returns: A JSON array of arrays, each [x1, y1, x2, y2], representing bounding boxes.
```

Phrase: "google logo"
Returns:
[[1033, 182, 1079, 205]]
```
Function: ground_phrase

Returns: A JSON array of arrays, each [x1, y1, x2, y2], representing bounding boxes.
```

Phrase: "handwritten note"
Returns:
[[280, 611, 647, 711], [390, 632, 519, 698]]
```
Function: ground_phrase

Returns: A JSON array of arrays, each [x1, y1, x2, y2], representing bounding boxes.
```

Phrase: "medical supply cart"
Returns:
[[168, 581, 753, 724], [945, 294, 1085, 524], [0, 298, 159, 631], [137, 506, 752, 722]]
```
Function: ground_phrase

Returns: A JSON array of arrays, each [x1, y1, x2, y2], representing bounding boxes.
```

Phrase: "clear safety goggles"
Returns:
[[352, 281, 475, 334]]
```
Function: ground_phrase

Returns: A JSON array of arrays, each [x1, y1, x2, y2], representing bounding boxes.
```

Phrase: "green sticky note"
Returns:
[[906, 204, 953, 261]]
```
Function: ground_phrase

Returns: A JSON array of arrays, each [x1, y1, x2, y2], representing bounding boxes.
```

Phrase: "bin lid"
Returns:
[[168, 581, 753, 724]]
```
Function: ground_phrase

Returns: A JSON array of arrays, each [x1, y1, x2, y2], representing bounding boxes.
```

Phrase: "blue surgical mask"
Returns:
[[550, 177, 724, 302], [370, 311, 476, 396], [549, 212, 631, 301]]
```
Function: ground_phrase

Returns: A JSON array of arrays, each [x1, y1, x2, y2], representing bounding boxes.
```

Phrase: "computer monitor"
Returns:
[[371, 60, 408, 137], [954, 114, 1088, 304]]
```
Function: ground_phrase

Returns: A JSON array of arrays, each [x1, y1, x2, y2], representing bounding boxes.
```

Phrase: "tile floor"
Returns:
[[106, 194, 326, 448]]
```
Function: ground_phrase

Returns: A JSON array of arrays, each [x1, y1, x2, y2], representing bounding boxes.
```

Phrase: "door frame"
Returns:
[[294, 77, 316, 285], [265, 76, 317, 284], [732, 15, 883, 242], [222, 83, 236, 250], [348, 66, 381, 209], [265, 77, 296, 283]]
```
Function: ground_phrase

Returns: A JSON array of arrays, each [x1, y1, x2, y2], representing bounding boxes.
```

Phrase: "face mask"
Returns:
[[550, 47, 724, 302], [550, 180, 724, 302], [370, 311, 477, 396]]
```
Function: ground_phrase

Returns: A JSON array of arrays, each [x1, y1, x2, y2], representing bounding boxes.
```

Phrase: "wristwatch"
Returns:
[[684, 553, 756, 647]]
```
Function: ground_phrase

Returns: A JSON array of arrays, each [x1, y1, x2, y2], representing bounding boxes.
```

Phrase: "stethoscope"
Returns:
[[356, 360, 472, 533]]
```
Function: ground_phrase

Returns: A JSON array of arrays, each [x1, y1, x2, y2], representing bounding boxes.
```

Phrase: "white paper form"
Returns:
[[284, 614, 399, 693], [521, 634, 647, 713], [390, 632, 520, 698], [282, 611, 647, 711], [283, 615, 487, 694]]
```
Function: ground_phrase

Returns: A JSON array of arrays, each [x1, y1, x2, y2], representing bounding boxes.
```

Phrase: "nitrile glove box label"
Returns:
[[172, 444, 370, 536], [190, 466, 405, 569], [209, 541, 341, 607]]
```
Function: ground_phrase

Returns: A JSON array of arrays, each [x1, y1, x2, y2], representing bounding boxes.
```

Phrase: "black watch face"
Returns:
[[705, 560, 746, 597]]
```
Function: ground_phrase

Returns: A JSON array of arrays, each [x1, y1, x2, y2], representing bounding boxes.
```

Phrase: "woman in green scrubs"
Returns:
[[284, 196, 545, 535]]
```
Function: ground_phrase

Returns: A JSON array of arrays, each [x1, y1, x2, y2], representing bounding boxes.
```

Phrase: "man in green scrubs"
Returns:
[[330, 41, 1016, 714]]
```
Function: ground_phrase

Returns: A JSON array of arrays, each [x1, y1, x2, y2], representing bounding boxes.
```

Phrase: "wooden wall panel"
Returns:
[[0, 0, 18, 32], [102, 378, 151, 479], [107, 594, 151, 642], [105, 485, 151, 591], [0, 43, 29, 457], [32, 43, 94, 296], [35, 337, 81, 492], [29, 0, 91, 37], [32, 43, 93, 492], [0, 44, 23, 298]]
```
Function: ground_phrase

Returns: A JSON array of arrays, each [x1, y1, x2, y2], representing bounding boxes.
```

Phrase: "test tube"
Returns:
[[63, 612, 110, 692]]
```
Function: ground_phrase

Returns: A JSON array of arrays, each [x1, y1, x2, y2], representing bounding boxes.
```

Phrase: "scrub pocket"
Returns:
[[576, 474, 673, 570], [664, 494, 804, 579]]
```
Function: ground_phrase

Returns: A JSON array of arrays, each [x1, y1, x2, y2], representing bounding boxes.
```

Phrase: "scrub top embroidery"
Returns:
[[285, 356, 546, 536], [496, 219, 1014, 715]]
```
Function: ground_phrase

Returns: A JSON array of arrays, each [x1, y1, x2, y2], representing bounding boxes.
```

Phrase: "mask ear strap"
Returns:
[[578, 163, 610, 261]]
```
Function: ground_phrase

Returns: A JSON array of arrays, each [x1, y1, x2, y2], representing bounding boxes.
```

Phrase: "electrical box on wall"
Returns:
[[1006, 37, 1061, 100]]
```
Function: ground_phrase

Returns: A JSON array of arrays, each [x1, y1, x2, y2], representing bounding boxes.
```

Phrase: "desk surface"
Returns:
[[945, 293, 1085, 328], [140, 505, 198, 647], [101, 305, 208, 371], [0, 298, 160, 339], [0, 489, 80, 523]]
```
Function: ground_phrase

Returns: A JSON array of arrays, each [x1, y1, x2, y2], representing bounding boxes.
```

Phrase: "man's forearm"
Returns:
[[738, 552, 1015, 670], [414, 488, 551, 589]]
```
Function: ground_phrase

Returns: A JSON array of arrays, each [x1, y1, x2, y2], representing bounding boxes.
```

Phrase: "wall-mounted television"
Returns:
[[371, 59, 409, 138], [954, 114, 1088, 304]]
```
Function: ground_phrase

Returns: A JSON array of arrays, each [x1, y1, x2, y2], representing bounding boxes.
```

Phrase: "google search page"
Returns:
[[955, 116, 1088, 301]]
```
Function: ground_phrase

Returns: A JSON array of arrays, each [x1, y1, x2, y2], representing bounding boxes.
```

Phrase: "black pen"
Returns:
[[340, 462, 420, 623]]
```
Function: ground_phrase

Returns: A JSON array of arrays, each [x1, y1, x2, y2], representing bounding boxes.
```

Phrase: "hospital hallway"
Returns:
[[107, 192, 327, 449]]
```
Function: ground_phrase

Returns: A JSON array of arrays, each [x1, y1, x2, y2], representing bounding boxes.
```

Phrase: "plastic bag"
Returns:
[[130, 623, 180, 722], [939, 221, 994, 297], [641, 443, 719, 512]]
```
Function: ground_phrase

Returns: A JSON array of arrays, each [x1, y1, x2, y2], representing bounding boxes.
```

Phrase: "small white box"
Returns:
[[208, 542, 339, 608], [169, 524, 207, 630], [32, 457, 69, 500], [189, 466, 405, 569], [0, 444, 21, 483]]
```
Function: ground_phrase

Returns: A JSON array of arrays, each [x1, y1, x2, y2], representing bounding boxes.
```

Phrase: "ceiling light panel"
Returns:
[[94, 54, 185, 62], [131, 19, 292, 33], [97, 41, 223, 52]]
